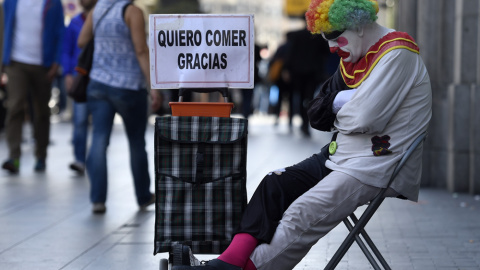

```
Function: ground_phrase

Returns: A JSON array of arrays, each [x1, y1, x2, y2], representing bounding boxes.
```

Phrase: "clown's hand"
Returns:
[[268, 168, 286, 176], [333, 89, 357, 113]]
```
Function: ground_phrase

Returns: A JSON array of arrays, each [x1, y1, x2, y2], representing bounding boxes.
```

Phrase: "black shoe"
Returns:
[[172, 259, 241, 270], [139, 193, 155, 211], [301, 125, 311, 137], [92, 203, 106, 214], [34, 160, 46, 172], [69, 162, 85, 175], [2, 159, 19, 174]]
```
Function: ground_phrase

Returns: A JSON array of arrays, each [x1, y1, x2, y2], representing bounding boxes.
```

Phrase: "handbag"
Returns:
[[67, 3, 116, 103], [68, 40, 94, 103]]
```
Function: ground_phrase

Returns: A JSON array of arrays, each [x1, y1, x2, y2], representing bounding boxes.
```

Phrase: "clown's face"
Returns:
[[323, 29, 363, 63]]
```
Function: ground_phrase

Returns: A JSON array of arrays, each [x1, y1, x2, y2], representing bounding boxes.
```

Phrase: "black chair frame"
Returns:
[[324, 132, 427, 270]]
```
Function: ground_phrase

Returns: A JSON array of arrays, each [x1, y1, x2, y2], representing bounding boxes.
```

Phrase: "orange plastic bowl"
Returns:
[[169, 102, 234, 118]]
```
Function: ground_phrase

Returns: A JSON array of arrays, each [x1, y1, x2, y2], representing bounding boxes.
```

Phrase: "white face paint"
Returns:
[[324, 29, 363, 63]]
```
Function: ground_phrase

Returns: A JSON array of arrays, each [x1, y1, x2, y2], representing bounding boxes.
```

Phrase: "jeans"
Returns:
[[86, 79, 151, 205], [72, 101, 89, 164]]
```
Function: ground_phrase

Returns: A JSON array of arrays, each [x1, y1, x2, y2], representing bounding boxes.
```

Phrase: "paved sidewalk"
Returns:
[[0, 115, 479, 270]]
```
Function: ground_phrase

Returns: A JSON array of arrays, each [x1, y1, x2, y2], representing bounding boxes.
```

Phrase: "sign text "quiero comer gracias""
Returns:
[[149, 14, 254, 89], [157, 29, 247, 70]]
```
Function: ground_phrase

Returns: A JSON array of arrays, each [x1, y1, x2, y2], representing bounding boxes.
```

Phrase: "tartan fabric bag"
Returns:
[[154, 116, 248, 255]]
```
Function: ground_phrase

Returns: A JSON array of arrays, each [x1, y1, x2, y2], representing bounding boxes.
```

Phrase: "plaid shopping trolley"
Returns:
[[154, 116, 248, 255]]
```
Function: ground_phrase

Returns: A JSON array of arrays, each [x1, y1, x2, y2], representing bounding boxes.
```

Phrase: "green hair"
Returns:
[[307, 0, 379, 34]]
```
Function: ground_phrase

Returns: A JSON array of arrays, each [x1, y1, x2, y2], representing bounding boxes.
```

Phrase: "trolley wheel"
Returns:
[[159, 258, 169, 270], [172, 244, 201, 266]]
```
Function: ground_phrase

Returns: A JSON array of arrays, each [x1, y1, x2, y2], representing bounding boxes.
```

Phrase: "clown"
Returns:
[[174, 1, 432, 269]]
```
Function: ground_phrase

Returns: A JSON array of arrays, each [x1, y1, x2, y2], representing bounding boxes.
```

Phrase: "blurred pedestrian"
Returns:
[[284, 22, 330, 137], [51, 68, 67, 120], [1, 0, 65, 174], [267, 41, 293, 128], [0, 4, 5, 133], [241, 44, 261, 118], [78, 0, 161, 214], [0, 4, 3, 66], [62, 0, 97, 175]]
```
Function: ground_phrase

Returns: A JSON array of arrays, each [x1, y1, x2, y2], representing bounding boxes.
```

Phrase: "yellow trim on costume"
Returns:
[[342, 38, 419, 79], [341, 38, 419, 88]]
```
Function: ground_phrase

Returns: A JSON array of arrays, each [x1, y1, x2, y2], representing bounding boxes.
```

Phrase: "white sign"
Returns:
[[149, 14, 255, 89]]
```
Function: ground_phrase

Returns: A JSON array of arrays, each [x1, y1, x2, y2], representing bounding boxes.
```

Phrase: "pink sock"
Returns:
[[218, 233, 258, 267], [244, 258, 257, 270]]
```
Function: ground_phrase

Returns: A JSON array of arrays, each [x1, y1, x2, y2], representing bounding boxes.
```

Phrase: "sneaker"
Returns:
[[139, 193, 155, 211], [34, 160, 46, 172], [69, 162, 85, 175], [2, 159, 19, 174], [92, 203, 106, 214]]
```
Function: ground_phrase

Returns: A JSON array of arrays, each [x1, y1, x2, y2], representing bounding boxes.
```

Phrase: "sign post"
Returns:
[[149, 14, 255, 90]]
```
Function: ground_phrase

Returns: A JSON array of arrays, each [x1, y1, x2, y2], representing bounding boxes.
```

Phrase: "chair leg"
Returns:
[[354, 234, 382, 270], [323, 218, 358, 269], [349, 214, 392, 270], [324, 198, 390, 270], [344, 215, 389, 270]]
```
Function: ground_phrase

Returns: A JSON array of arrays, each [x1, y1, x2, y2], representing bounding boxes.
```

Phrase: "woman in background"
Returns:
[[78, 0, 161, 214]]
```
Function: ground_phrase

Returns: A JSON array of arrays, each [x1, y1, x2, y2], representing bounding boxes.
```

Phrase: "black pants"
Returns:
[[291, 72, 317, 135], [234, 144, 332, 243]]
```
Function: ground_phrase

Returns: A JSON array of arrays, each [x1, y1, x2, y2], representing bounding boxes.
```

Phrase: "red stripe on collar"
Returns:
[[340, 32, 419, 88]]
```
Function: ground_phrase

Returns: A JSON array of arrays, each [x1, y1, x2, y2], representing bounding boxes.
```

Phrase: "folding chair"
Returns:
[[324, 132, 428, 270]]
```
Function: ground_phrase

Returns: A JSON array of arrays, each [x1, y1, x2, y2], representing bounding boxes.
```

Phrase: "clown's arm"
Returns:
[[307, 68, 350, 131], [334, 49, 422, 134]]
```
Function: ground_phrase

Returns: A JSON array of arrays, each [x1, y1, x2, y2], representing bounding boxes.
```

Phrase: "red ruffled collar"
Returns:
[[340, 31, 419, 88]]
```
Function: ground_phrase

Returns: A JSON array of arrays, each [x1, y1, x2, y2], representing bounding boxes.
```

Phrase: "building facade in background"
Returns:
[[396, 0, 480, 195]]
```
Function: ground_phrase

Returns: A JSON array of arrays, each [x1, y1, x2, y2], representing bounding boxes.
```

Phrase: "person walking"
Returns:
[[78, 0, 161, 214], [1, 0, 65, 174], [284, 22, 330, 137], [267, 41, 294, 128], [62, 0, 97, 175], [0, 4, 5, 133]]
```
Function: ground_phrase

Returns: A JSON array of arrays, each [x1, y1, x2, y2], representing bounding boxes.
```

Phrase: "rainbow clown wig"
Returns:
[[306, 0, 379, 34]]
